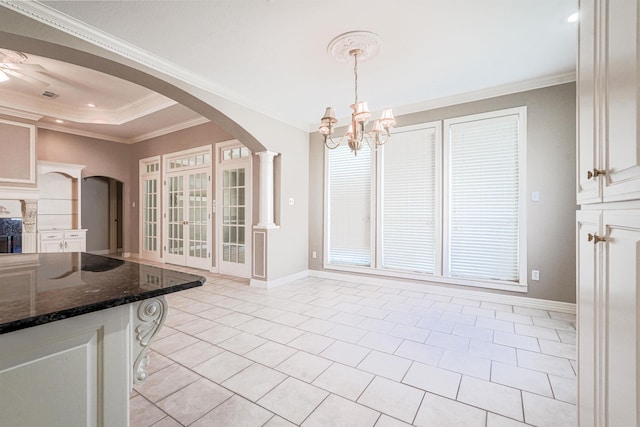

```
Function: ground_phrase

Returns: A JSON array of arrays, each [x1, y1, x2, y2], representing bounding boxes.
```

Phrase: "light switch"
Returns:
[[531, 191, 540, 202], [289, 197, 294, 206]]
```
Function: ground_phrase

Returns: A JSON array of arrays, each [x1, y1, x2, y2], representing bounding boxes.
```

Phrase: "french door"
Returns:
[[163, 147, 212, 270], [217, 143, 252, 278]]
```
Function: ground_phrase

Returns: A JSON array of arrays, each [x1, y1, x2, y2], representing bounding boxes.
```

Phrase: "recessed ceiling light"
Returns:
[[55, 119, 64, 124], [86, 103, 96, 108], [567, 12, 579, 23]]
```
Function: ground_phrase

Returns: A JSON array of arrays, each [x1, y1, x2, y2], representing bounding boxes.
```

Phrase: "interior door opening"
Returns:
[[81, 176, 123, 255]]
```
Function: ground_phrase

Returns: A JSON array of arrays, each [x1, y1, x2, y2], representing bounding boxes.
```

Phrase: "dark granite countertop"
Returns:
[[0, 252, 205, 334]]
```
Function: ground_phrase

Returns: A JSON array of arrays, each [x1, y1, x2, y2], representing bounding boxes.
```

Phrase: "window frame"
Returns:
[[322, 107, 528, 293], [323, 142, 376, 271], [376, 121, 443, 276], [443, 107, 528, 290]]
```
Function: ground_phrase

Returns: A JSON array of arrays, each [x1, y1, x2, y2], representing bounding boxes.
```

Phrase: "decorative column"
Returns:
[[255, 151, 279, 229], [21, 200, 37, 253]]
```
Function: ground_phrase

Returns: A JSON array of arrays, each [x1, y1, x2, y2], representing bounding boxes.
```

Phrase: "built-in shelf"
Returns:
[[37, 161, 86, 252]]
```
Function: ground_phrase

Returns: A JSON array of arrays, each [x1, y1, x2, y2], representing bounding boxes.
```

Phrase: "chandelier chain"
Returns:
[[353, 52, 359, 104]]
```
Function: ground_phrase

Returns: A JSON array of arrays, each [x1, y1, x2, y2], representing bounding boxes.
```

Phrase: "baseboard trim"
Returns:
[[87, 249, 110, 255], [309, 270, 576, 314], [250, 270, 310, 289]]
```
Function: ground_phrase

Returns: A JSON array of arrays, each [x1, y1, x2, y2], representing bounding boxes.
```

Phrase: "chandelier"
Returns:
[[319, 31, 396, 154]]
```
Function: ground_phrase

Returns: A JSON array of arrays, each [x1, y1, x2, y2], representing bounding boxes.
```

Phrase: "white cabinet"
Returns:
[[39, 230, 87, 253], [577, 209, 640, 426], [577, 0, 640, 204], [0, 305, 131, 427], [577, 0, 640, 425]]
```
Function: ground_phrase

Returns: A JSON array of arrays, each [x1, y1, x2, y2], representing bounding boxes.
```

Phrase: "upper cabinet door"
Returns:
[[577, 0, 601, 204], [602, 0, 640, 201], [578, 0, 640, 204]]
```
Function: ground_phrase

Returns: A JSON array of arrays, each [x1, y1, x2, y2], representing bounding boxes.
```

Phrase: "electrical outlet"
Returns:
[[312, 251, 317, 259], [531, 270, 540, 281]]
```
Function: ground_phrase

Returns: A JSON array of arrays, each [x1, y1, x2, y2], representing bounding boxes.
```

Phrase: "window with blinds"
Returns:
[[381, 124, 439, 273], [326, 143, 373, 266], [323, 107, 526, 289], [445, 111, 523, 282]]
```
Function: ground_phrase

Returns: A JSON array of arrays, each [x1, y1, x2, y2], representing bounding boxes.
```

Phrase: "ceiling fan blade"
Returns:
[[2, 69, 49, 88], [1, 62, 47, 73]]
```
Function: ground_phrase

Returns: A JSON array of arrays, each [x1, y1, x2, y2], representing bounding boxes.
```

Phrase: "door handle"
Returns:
[[587, 233, 606, 244], [587, 169, 605, 180]]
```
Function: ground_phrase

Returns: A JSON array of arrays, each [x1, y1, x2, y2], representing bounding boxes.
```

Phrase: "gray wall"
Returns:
[[81, 177, 109, 252], [37, 129, 134, 253], [308, 83, 577, 303]]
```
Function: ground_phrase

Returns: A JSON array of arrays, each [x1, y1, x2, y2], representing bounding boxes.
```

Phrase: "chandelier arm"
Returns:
[[323, 134, 342, 150], [363, 129, 391, 151], [363, 134, 382, 152]]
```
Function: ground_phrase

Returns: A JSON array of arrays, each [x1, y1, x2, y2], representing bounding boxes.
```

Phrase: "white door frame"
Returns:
[[215, 140, 252, 278], [162, 145, 213, 270]]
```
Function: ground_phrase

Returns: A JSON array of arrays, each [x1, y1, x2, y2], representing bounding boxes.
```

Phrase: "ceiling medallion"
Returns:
[[327, 31, 382, 63]]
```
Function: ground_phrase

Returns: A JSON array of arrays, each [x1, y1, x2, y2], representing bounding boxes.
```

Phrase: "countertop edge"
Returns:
[[0, 276, 205, 335]]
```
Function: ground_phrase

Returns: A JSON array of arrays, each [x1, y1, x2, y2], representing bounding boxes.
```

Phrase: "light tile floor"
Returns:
[[130, 265, 576, 427]]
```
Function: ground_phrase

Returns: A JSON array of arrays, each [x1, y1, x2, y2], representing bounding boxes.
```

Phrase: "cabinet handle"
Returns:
[[587, 233, 607, 244], [59, 242, 64, 250], [587, 169, 605, 180]]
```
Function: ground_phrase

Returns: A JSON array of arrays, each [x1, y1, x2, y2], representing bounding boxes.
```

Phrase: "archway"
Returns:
[[0, 29, 268, 154]]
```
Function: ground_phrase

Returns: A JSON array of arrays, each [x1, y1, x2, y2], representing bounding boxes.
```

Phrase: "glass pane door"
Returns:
[[167, 175, 184, 257], [142, 178, 159, 253], [222, 168, 246, 264], [218, 159, 251, 278], [188, 172, 208, 263]]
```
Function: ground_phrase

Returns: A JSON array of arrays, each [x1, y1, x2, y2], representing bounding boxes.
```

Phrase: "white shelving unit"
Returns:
[[37, 161, 87, 253]]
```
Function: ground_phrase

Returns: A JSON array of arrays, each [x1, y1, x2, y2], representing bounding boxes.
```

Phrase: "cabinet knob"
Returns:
[[587, 169, 605, 180], [587, 233, 607, 244]]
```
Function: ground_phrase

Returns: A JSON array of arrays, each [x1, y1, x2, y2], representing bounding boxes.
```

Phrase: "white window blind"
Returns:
[[327, 144, 373, 266], [382, 126, 438, 273], [447, 113, 521, 281]]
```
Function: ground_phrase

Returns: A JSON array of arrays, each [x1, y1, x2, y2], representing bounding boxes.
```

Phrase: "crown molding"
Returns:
[[393, 71, 577, 119], [128, 117, 210, 144], [37, 122, 130, 144], [0, 89, 176, 125], [37, 116, 211, 144], [319, 71, 576, 131], [0, 105, 42, 121], [1, 0, 309, 131], [115, 94, 177, 124]]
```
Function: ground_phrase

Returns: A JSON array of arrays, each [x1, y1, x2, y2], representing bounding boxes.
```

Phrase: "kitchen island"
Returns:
[[0, 252, 204, 427]]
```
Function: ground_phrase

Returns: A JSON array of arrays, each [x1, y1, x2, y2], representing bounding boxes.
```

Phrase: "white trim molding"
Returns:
[[250, 269, 309, 289]]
